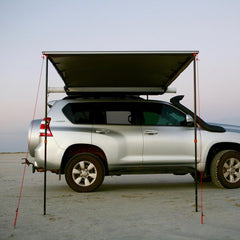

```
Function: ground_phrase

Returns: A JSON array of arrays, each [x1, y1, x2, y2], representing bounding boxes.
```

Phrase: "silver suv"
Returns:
[[29, 95, 240, 192]]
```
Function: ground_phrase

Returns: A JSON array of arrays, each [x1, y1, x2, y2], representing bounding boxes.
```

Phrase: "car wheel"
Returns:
[[211, 150, 240, 189], [65, 153, 105, 192]]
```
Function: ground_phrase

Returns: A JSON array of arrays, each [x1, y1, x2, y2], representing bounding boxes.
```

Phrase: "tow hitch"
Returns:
[[21, 158, 36, 173]]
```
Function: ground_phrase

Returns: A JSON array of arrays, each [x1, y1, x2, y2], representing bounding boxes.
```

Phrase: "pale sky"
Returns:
[[0, 0, 240, 152]]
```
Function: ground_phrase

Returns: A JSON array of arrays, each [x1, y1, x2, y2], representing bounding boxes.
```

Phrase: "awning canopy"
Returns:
[[43, 51, 198, 96], [40, 50, 201, 215]]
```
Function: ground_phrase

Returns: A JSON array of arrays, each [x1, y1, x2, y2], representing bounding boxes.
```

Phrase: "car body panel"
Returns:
[[28, 97, 240, 177], [92, 124, 143, 169], [142, 126, 195, 164]]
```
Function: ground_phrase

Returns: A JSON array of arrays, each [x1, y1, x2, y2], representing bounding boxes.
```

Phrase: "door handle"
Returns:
[[144, 130, 158, 135], [96, 129, 110, 134]]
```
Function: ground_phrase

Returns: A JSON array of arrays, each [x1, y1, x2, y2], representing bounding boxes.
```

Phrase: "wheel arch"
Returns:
[[205, 142, 240, 175], [61, 144, 109, 175]]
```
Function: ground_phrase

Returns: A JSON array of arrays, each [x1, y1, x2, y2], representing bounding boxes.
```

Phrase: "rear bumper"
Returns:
[[34, 138, 64, 171]]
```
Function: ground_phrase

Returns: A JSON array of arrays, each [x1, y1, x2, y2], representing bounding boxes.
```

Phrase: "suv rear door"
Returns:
[[92, 102, 143, 167]]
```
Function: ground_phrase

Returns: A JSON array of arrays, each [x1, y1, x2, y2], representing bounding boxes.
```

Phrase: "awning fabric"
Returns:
[[43, 51, 198, 95]]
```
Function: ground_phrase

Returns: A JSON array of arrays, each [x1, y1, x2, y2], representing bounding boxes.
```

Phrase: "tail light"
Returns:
[[40, 118, 53, 137]]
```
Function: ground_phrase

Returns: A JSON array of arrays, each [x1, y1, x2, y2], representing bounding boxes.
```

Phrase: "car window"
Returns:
[[143, 112, 162, 125], [106, 111, 132, 125], [62, 103, 93, 124], [94, 102, 136, 125], [142, 104, 186, 126]]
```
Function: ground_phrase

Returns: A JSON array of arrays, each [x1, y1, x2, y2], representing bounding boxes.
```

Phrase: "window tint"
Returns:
[[143, 112, 161, 125], [63, 102, 186, 126], [62, 103, 93, 124], [142, 104, 186, 126], [106, 111, 132, 125], [94, 102, 136, 125]]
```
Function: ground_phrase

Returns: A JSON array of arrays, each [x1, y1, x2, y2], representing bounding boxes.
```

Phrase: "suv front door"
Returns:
[[139, 103, 195, 165]]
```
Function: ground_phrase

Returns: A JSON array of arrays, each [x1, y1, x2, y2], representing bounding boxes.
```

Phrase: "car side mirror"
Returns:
[[186, 115, 194, 127]]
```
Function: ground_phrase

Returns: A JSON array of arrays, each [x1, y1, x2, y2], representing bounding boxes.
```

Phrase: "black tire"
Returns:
[[210, 150, 240, 189], [65, 153, 105, 192]]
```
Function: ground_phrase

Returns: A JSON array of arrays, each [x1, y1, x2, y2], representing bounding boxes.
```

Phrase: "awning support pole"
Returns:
[[44, 56, 48, 215], [193, 55, 198, 212]]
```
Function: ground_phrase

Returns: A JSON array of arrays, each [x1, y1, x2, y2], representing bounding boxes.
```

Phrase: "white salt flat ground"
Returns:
[[0, 153, 240, 240]]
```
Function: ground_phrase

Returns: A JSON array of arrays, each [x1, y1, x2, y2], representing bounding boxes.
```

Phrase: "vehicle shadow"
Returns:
[[37, 175, 217, 193], [100, 179, 216, 192]]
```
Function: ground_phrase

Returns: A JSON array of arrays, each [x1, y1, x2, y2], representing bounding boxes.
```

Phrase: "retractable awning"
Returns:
[[41, 50, 201, 216], [43, 51, 198, 95]]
